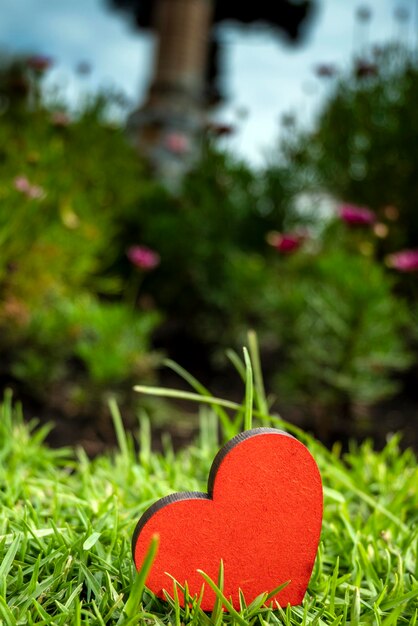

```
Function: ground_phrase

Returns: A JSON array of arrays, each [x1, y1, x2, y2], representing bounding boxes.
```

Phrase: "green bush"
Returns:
[[0, 97, 152, 299], [117, 146, 306, 346], [282, 44, 418, 251], [0, 63, 161, 409], [9, 294, 160, 391], [256, 42, 418, 431], [271, 249, 411, 433], [0, 53, 416, 435]]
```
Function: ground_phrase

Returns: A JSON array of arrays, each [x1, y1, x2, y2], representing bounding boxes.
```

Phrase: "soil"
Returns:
[[7, 364, 417, 459], [3, 335, 417, 456]]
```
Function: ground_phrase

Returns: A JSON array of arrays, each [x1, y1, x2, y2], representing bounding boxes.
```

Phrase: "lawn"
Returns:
[[1, 354, 417, 625]]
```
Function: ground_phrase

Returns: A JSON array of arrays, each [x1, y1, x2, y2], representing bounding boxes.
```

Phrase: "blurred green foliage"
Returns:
[[0, 63, 161, 412], [0, 47, 417, 440], [9, 294, 160, 390], [271, 249, 411, 433], [119, 149, 302, 346], [282, 44, 418, 252]]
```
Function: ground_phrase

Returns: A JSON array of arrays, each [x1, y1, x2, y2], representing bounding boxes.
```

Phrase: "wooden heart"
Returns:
[[132, 427, 323, 610]]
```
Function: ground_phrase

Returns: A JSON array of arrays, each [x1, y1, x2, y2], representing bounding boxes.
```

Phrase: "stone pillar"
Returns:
[[129, 0, 213, 180], [150, 0, 212, 107]]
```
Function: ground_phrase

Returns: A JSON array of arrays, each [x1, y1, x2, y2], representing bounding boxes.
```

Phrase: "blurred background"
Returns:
[[0, 0, 417, 453]]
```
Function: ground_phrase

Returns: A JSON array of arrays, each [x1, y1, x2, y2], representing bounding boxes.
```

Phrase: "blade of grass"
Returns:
[[243, 347, 254, 431], [211, 560, 225, 625], [265, 581, 290, 603], [247, 330, 268, 416], [134, 386, 239, 410], [134, 384, 285, 431], [163, 358, 236, 439], [172, 578, 181, 626], [0, 596, 17, 626], [118, 534, 159, 624], [327, 465, 408, 532], [109, 397, 129, 459], [0, 534, 20, 585], [225, 349, 246, 381], [350, 587, 361, 626], [197, 570, 249, 626]]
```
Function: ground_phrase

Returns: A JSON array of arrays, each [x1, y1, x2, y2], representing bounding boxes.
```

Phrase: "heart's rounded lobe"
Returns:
[[132, 428, 323, 610]]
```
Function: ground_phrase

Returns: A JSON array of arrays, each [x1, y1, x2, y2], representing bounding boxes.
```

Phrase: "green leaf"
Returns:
[[83, 532, 102, 551]]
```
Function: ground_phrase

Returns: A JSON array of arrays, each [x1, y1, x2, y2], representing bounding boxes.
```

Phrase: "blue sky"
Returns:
[[0, 0, 415, 164]]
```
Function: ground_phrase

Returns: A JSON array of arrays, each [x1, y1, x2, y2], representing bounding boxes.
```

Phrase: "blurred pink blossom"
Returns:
[[164, 132, 190, 155], [14, 176, 31, 193], [13, 175, 45, 200], [127, 245, 160, 270], [386, 250, 418, 272], [51, 111, 70, 127], [355, 59, 378, 79], [27, 184, 45, 199], [27, 55, 52, 72], [268, 231, 307, 254], [339, 203, 376, 226]]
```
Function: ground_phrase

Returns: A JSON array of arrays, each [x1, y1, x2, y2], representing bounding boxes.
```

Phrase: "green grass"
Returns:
[[0, 349, 417, 625]]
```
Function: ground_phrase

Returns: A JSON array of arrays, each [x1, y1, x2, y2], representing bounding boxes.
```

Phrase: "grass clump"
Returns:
[[0, 355, 417, 625]]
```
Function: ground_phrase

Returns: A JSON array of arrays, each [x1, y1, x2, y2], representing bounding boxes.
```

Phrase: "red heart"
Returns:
[[132, 428, 323, 610]]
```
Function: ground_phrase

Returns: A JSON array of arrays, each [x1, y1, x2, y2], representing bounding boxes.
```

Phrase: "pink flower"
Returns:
[[27, 55, 52, 72], [386, 250, 418, 272], [354, 60, 378, 79], [339, 203, 376, 226], [164, 132, 190, 155], [267, 231, 307, 254], [14, 176, 31, 193], [127, 245, 160, 270], [51, 111, 70, 127], [27, 184, 45, 199], [13, 175, 45, 200]]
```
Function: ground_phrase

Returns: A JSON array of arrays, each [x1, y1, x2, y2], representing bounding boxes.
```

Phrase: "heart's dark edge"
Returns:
[[131, 427, 294, 561]]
